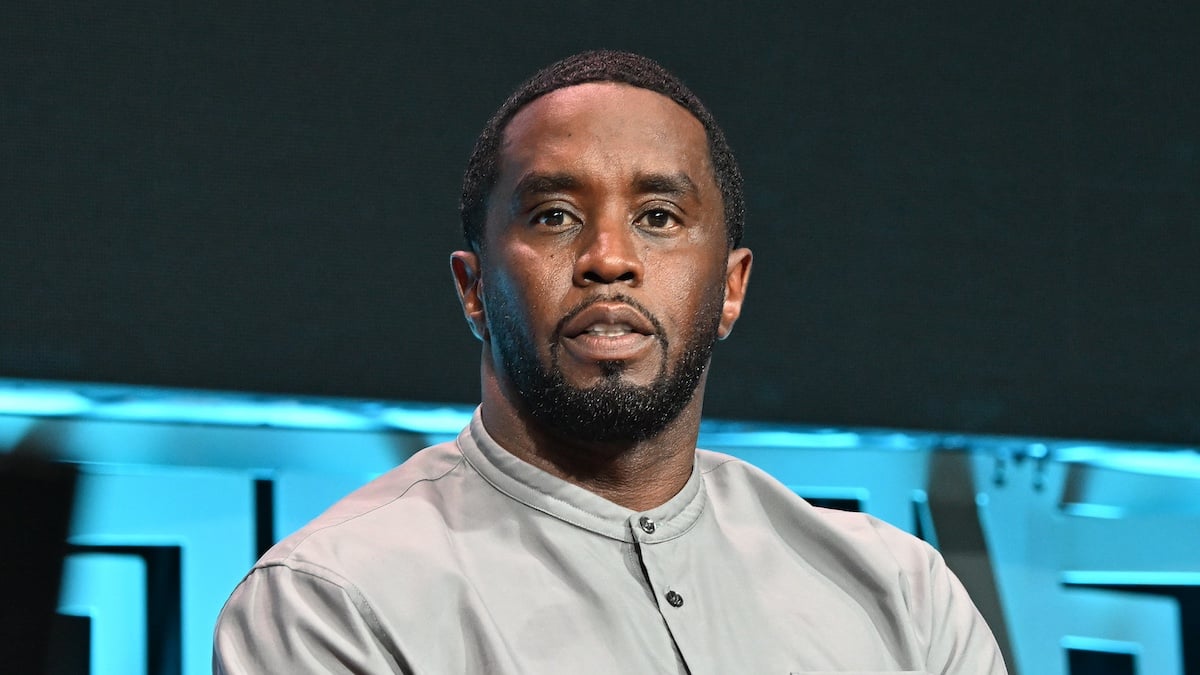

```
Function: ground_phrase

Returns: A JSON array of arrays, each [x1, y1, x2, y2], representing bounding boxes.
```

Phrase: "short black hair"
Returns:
[[460, 50, 745, 251]]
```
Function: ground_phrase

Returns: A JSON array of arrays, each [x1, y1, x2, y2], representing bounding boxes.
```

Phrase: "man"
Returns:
[[214, 50, 1007, 674]]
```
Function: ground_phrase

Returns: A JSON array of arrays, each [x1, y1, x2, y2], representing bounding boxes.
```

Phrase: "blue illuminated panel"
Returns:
[[66, 469, 254, 675], [59, 553, 147, 675], [2, 378, 1197, 675]]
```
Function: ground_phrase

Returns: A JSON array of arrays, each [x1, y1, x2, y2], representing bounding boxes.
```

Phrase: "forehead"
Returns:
[[497, 82, 716, 190]]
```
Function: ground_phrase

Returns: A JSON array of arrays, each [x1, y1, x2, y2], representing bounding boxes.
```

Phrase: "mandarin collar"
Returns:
[[456, 408, 707, 543]]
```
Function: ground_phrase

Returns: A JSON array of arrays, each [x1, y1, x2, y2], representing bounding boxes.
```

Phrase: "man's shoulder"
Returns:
[[693, 452, 1004, 674], [259, 438, 473, 570], [695, 449, 938, 574]]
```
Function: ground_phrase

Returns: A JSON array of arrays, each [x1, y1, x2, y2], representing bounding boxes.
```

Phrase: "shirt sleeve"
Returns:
[[900, 529, 1009, 675], [213, 562, 407, 675]]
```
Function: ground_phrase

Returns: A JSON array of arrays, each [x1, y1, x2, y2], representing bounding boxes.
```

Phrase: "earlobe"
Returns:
[[450, 251, 488, 341], [717, 247, 753, 340]]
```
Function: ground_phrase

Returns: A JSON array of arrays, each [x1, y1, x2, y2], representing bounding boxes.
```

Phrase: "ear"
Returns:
[[716, 247, 753, 340], [451, 250, 488, 341]]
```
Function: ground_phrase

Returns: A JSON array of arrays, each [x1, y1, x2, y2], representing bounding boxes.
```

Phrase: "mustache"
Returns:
[[553, 294, 666, 343]]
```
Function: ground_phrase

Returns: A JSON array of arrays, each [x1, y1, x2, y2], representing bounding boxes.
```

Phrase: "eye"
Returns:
[[531, 208, 580, 230], [637, 208, 679, 229]]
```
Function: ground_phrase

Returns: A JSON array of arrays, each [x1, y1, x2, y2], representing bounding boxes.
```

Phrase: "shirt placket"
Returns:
[[629, 513, 700, 673]]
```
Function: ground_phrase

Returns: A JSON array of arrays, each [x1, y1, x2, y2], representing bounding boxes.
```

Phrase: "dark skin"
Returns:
[[452, 83, 752, 511]]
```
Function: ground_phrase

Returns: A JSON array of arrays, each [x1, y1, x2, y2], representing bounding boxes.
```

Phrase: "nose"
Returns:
[[573, 215, 643, 287]]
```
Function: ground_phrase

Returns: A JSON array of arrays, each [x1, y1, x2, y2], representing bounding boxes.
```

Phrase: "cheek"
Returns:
[[654, 255, 726, 339], [670, 246, 725, 296], [514, 249, 566, 302], [487, 246, 569, 327]]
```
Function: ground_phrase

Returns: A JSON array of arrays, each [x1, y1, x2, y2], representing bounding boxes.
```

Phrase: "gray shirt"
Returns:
[[213, 410, 1007, 674]]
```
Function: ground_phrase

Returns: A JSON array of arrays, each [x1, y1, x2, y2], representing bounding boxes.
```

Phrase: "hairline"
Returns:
[[488, 82, 723, 245]]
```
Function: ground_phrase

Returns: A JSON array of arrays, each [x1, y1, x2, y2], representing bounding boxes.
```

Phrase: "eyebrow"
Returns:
[[510, 172, 581, 209], [633, 171, 699, 199], [507, 170, 700, 212]]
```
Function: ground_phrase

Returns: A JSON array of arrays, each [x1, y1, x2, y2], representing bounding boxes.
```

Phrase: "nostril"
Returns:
[[580, 269, 637, 285]]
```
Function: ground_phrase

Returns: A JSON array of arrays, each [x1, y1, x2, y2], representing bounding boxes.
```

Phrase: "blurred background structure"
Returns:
[[2, 2, 1198, 673]]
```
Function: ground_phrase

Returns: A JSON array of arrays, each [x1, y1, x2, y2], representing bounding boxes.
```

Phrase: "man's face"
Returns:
[[456, 82, 751, 442]]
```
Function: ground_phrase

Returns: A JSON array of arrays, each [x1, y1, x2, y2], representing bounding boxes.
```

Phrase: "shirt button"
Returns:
[[665, 590, 684, 607], [638, 516, 656, 534]]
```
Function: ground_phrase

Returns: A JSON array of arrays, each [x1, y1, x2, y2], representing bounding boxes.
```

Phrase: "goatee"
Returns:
[[489, 291, 723, 444]]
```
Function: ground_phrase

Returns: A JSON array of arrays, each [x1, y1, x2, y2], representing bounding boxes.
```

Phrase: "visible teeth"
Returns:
[[586, 323, 631, 337]]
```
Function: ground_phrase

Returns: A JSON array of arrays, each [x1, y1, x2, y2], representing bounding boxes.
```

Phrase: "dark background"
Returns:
[[3, 2, 1197, 444]]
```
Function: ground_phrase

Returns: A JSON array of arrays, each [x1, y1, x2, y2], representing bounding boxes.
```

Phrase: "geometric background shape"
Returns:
[[974, 452, 1194, 675], [66, 468, 254, 675], [58, 552, 148, 675]]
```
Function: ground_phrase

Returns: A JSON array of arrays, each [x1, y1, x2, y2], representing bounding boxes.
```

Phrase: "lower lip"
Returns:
[[562, 333, 656, 362]]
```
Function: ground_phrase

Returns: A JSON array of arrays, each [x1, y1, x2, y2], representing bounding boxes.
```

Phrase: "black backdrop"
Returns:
[[3, 2, 1198, 444]]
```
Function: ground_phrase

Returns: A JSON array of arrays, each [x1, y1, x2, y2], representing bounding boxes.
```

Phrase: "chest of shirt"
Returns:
[[353, 504, 926, 674]]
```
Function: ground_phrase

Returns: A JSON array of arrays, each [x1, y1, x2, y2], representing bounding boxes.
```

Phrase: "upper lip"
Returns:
[[561, 301, 657, 339]]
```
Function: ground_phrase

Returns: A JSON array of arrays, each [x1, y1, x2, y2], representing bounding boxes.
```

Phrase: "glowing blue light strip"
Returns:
[[98, 398, 379, 431], [0, 378, 476, 435], [377, 405, 474, 434], [1060, 635, 1140, 655], [1059, 503, 1128, 519], [0, 385, 92, 416], [2, 378, 1198, 463], [699, 429, 867, 449], [1061, 571, 1200, 586]]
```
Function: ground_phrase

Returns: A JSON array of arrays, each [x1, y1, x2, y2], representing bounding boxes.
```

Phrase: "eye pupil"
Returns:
[[538, 210, 566, 227]]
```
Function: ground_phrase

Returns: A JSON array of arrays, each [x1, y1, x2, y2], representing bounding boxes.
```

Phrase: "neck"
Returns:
[[478, 361, 705, 512]]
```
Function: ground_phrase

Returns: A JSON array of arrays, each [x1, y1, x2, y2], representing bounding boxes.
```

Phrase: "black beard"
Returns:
[[489, 291, 723, 444]]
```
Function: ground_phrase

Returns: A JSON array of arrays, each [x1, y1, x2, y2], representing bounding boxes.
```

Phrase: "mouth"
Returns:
[[559, 300, 659, 363], [561, 301, 656, 338], [580, 322, 639, 337]]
